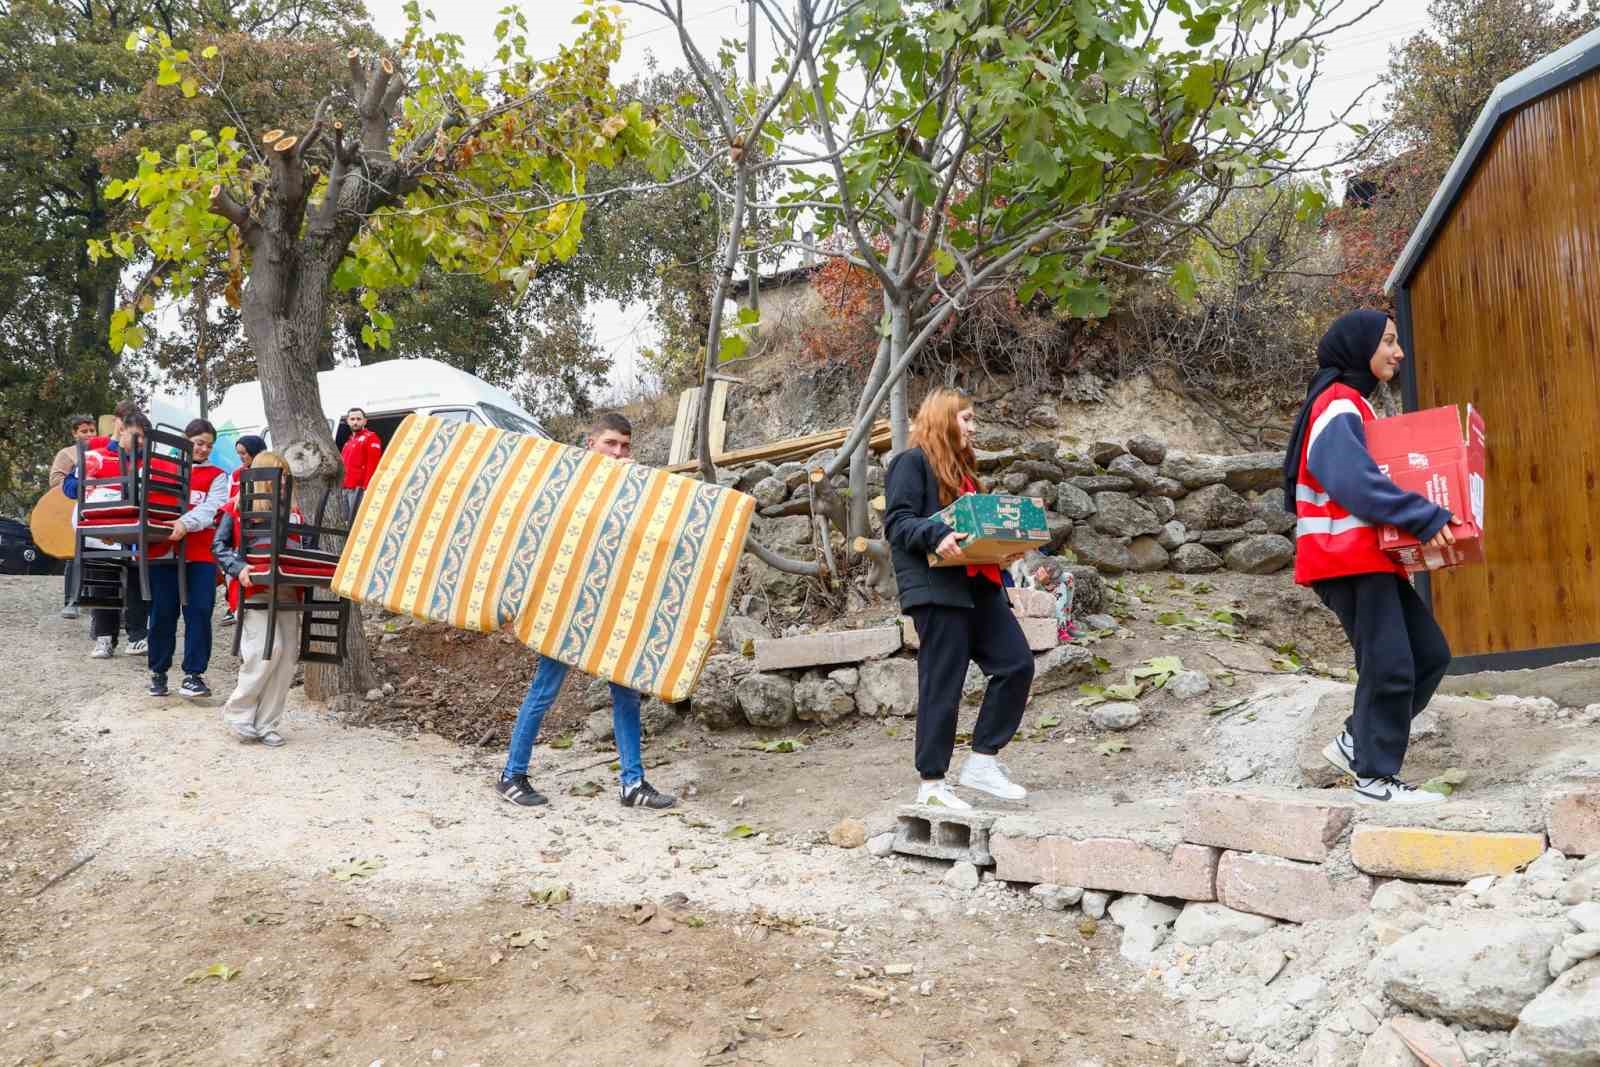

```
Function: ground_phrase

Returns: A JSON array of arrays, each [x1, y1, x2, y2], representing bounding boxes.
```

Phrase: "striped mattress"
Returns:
[[331, 414, 755, 702]]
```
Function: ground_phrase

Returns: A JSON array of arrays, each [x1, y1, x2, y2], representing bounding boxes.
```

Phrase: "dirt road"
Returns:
[[0, 576, 1214, 1067]]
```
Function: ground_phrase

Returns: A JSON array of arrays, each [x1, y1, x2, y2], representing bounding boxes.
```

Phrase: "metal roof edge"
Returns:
[[1384, 26, 1600, 295]]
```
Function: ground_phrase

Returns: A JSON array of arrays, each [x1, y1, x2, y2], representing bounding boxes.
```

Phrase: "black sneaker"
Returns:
[[220, 610, 236, 627], [179, 675, 211, 699], [496, 774, 548, 808], [148, 673, 169, 697], [620, 779, 677, 810]]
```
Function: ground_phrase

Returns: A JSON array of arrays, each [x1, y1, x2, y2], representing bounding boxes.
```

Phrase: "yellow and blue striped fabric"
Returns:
[[331, 414, 755, 703]]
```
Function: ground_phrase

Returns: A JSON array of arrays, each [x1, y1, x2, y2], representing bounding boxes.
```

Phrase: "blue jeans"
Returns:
[[503, 656, 643, 785], [147, 561, 217, 677]]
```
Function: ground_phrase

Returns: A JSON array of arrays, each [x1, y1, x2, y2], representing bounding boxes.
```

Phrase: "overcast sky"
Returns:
[[214, 1, 1437, 407]]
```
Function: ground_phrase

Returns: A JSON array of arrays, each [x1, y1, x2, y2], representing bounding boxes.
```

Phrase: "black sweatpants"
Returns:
[[1314, 572, 1451, 779], [908, 576, 1034, 780]]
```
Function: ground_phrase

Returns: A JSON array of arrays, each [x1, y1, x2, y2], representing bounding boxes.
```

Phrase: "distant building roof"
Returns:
[[1386, 26, 1600, 294]]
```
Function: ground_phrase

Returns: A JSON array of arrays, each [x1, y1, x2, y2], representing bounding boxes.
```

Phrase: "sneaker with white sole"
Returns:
[[958, 753, 1027, 801], [127, 638, 148, 655], [916, 779, 972, 810], [61, 605, 79, 619], [1353, 775, 1446, 805], [258, 731, 286, 748], [179, 675, 212, 699], [91, 636, 114, 659], [1322, 730, 1356, 778]]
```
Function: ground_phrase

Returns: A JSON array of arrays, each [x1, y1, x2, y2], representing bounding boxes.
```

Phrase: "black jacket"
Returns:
[[884, 447, 975, 611]]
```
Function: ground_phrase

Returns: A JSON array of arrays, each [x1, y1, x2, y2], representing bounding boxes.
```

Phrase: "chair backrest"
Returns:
[[75, 428, 194, 524]]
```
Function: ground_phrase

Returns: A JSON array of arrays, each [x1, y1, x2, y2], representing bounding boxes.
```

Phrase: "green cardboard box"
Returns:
[[927, 493, 1051, 567]]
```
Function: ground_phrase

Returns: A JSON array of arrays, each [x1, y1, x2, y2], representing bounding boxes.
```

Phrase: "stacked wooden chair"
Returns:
[[70, 427, 193, 608], [231, 467, 349, 663]]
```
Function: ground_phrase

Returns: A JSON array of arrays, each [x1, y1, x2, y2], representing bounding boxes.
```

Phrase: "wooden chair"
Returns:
[[231, 467, 350, 663], [71, 429, 192, 605]]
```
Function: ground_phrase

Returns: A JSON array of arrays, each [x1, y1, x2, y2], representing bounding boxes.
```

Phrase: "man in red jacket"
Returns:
[[144, 418, 229, 699], [340, 407, 382, 519]]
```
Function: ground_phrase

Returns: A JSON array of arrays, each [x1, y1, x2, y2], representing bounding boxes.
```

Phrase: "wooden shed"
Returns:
[[1387, 28, 1600, 672]]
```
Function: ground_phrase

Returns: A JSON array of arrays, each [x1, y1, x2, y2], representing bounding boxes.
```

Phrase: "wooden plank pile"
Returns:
[[665, 419, 893, 475]]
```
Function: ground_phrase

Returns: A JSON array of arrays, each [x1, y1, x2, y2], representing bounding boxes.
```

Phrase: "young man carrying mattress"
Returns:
[[495, 412, 676, 811]]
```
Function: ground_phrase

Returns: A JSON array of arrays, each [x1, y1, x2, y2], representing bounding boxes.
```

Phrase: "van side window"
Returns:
[[430, 408, 483, 426], [479, 402, 544, 437]]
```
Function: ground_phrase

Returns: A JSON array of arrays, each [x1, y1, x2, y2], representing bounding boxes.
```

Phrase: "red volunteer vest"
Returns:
[[1291, 384, 1407, 586], [183, 463, 225, 563]]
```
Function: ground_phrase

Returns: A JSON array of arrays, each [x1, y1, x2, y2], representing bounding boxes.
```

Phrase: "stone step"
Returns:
[[900, 612, 1058, 652], [892, 804, 997, 866], [1350, 826, 1546, 882], [752, 626, 901, 671], [1183, 786, 1356, 863], [990, 802, 1218, 900], [1214, 850, 1374, 924], [1547, 788, 1600, 856]]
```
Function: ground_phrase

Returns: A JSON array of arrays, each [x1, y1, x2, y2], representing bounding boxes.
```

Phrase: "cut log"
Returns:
[[261, 128, 286, 143], [273, 135, 299, 152], [854, 536, 896, 600]]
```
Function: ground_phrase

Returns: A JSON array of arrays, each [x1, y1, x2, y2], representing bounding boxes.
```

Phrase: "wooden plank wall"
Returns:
[[1406, 67, 1600, 656]]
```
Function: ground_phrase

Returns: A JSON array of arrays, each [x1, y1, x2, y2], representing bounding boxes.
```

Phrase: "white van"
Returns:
[[209, 359, 547, 457]]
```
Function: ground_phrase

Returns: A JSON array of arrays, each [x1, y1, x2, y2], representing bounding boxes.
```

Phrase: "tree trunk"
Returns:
[[240, 238, 379, 701]]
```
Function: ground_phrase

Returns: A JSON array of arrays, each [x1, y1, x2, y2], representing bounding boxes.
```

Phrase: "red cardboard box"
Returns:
[[1364, 404, 1486, 572]]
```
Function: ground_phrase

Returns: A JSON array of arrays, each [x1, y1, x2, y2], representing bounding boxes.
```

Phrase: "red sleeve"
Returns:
[[361, 432, 383, 487]]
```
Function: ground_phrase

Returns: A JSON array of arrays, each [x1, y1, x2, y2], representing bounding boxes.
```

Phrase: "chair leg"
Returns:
[[263, 591, 277, 662]]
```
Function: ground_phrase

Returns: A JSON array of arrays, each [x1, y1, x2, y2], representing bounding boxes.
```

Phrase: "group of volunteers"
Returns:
[[881, 308, 1464, 811], [56, 405, 385, 747], [53, 308, 1461, 815]]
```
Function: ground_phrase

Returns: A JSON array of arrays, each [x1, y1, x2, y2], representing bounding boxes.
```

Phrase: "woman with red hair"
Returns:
[[884, 388, 1033, 809]]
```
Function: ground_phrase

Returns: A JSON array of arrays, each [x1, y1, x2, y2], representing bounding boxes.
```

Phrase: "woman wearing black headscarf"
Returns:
[[1284, 310, 1461, 806]]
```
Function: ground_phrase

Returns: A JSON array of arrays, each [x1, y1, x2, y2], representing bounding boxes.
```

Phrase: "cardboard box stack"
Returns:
[[1364, 404, 1486, 572]]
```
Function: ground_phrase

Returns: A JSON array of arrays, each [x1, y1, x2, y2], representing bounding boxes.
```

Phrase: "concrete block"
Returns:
[[1184, 786, 1356, 863], [753, 626, 901, 671], [1017, 615, 1058, 652], [1216, 851, 1374, 924], [893, 805, 997, 867], [1548, 789, 1600, 857], [990, 832, 1219, 901], [1350, 825, 1546, 882], [1006, 587, 1056, 618]]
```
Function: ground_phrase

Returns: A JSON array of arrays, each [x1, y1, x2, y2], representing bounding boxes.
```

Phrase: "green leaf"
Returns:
[[331, 857, 384, 881], [182, 963, 241, 983], [548, 734, 573, 750], [718, 332, 748, 362], [1172, 261, 1198, 303], [181, 77, 200, 98], [1419, 768, 1467, 796], [754, 738, 805, 753], [725, 824, 757, 839], [1018, 140, 1061, 187], [1104, 682, 1142, 701], [931, 248, 956, 277], [157, 59, 180, 86], [1095, 739, 1131, 756], [1465, 689, 1493, 700], [125, 30, 141, 51], [122, 325, 147, 350], [1036, 713, 1061, 729], [201, 45, 220, 59]]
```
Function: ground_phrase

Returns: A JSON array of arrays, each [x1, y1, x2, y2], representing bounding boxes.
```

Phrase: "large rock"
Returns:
[[692, 655, 750, 730], [750, 476, 789, 509], [1010, 459, 1065, 483], [1070, 475, 1136, 494], [1177, 483, 1254, 530], [1064, 565, 1103, 615], [1090, 701, 1142, 730], [1088, 440, 1126, 466], [1173, 902, 1278, 947], [1090, 492, 1162, 539], [1055, 482, 1096, 520], [1044, 512, 1073, 552], [856, 658, 918, 717], [1161, 452, 1229, 490], [735, 672, 796, 729], [1126, 434, 1168, 466], [974, 426, 1023, 451], [1126, 536, 1170, 573], [756, 514, 812, 549], [1145, 495, 1177, 523], [1000, 471, 1029, 494], [1032, 645, 1098, 696], [1376, 917, 1565, 1029], [734, 461, 778, 493], [1199, 528, 1250, 547], [793, 675, 856, 724], [1171, 543, 1223, 573], [1157, 521, 1187, 551], [1147, 476, 1187, 499], [1253, 487, 1298, 535], [1106, 453, 1160, 492], [754, 626, 902, 671], [1221, 452, 1286, 492], [1509, 959, 1600, 1066], [1068, 526, 1134, 575], [1224, 534, 1295, 574], [973, 447, 1019, 473]]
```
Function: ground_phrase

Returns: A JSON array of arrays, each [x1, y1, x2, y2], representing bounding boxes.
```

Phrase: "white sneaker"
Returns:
[[127, 638, 148, 655], [958, 753, 1027, 801], [1353, 775, 1446, 805], [916, 779, 971, 810], [1322, 730, 1356, 778], [91, 636, 114, 659]]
